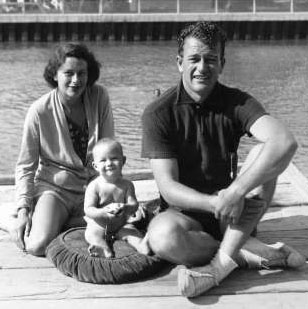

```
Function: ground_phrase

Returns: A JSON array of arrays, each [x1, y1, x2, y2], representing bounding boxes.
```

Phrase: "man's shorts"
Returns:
[[181, 210, 223, 241], [180, 196, 262, 241]]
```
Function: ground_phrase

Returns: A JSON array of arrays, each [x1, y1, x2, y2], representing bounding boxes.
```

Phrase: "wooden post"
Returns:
[[8, 24, 15, 42], [22, 0, 25, 14], [99, 0, 103, 13]]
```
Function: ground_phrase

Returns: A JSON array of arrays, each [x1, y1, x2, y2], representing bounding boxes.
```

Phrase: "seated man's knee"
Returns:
[[147, 213, 183, 259], [148, 213, 219, 265]]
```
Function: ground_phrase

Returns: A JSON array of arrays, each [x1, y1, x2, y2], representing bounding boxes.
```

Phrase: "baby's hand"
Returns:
[[105, 203, 124, 216]]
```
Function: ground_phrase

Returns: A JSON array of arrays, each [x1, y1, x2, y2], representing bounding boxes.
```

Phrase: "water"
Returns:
[[0, 40, 307, 178]]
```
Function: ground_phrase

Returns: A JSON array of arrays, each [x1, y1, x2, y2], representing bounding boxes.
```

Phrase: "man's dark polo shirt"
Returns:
[[142, 81, 267, 200]]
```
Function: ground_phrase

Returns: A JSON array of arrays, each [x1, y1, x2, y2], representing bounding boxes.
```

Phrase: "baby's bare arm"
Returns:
[[122, 181, 139, 217]]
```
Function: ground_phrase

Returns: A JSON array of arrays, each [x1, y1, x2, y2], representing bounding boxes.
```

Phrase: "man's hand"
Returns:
[[212, 189, 245, 225], [10, 208, 32, 251]]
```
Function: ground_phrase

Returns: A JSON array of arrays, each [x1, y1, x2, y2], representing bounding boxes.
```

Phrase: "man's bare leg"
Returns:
[[178, 145, 305, 297], [147, 208, 220, 266]]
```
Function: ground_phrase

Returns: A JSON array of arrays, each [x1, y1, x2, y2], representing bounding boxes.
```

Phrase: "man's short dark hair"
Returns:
[[43, 43, 101, 88], [177, 21, 227, 60]]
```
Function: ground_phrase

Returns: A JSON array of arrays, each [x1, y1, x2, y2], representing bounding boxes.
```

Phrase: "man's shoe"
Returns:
[[178, 265, 219, 298], [268, 242, 306, 268]]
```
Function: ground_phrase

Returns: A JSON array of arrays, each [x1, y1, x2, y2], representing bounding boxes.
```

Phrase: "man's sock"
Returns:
[[178, 249, 238, 298], [238, 248, 269, 269]]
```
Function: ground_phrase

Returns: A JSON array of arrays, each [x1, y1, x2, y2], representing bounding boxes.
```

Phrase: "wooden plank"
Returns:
[[0, 293, 308, 309], [0, 263, 308, 300], [0, 178, 305, 209], [1, 204, 306, 269], [0, 175, 14, 186], [0, 169, 155, 186], [1, 293, 308, 309], [0, 239, 52, 269], [258, 230, 308, 257], [260, 206, 308, 231], [271, 182, 308, 206], [0, 163, 307, 206], [284, 163, 308, 201], [0, 164, 307, 307]]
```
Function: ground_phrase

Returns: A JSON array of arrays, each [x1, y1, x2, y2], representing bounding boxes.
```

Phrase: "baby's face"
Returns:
[[93, 144, 125, 181]]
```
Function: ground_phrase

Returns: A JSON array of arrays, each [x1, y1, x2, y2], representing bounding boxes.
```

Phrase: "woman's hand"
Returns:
[[10, 208, 32, 251]]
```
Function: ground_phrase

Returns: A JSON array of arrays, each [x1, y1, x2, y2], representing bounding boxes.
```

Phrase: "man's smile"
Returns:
[[193, 74, 211, 81]]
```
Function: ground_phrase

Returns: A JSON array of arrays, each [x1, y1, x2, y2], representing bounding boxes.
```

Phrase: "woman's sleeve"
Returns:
[[99, 86, 114, 138], [15, 105, 40, 211]]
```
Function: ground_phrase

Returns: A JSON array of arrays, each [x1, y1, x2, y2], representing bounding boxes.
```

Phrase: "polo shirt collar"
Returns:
[[176, 80, 223, 110]]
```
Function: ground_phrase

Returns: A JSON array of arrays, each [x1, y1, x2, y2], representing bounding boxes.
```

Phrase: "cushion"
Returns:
[[46, 227, 168, 284]]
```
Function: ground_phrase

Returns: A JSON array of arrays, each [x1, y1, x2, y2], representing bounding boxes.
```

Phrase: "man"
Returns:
[[141, 21, 305, 298]]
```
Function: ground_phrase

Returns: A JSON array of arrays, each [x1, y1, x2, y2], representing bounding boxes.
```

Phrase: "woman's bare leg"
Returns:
[[24, 193, 70, 256]]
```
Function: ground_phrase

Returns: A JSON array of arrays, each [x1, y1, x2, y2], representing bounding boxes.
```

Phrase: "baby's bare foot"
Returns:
[[136, 236, 152, 255], [88, 244, 114, 258]]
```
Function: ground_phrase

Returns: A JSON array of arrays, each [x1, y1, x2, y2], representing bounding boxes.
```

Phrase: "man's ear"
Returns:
[[219, 57, 226, 74], [122, 156, 127, 166], [176, 55, 183, 73]]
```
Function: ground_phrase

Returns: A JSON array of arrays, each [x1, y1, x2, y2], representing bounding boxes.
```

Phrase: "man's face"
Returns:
[[177, 36, 224, 102]]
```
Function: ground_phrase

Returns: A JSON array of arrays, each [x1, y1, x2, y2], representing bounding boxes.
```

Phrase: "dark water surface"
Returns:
[[0, 40, 307, 177]]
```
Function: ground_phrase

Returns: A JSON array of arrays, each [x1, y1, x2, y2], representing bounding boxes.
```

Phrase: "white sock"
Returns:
[[239, 248, 269, 269], [178, 250, 238, 297], [211, 249, 238, 282]]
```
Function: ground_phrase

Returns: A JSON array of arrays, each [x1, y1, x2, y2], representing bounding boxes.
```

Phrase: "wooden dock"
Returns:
[[0, 163, 307, 308]]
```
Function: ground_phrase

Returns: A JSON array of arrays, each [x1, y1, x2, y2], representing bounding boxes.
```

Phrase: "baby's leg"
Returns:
[[117, 224, 151, 255], [84, 224, 113, 258]]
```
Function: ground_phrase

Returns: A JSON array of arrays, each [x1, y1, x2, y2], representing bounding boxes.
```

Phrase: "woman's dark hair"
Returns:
[[43, 43, 101, 88], [177, 21, 227, 61]]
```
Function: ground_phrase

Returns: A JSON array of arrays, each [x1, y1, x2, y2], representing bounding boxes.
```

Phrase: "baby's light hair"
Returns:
[[92, 138, 124, 161]]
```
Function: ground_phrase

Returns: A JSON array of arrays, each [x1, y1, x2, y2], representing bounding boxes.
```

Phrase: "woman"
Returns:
[[1, 43, 114, 256]]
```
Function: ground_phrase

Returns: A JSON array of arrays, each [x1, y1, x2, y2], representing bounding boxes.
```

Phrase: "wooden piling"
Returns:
[[1, 18, 308, 42]]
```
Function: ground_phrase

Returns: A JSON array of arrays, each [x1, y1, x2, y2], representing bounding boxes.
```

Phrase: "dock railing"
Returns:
[[1, 0, 308, 15], [1, 1, 308, 41]]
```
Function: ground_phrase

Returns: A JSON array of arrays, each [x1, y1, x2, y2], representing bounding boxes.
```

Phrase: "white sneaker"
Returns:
[[178, 265, 219, 298]]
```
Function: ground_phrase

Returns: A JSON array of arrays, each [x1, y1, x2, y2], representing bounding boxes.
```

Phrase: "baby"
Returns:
[[84, 138, 149, 258]]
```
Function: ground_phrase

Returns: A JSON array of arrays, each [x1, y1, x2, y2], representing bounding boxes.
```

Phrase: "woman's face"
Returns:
[[54, 57, 88, 103]]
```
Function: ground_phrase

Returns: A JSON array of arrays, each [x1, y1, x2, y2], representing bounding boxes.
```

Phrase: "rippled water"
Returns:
[[0, 40, 307, 178]]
